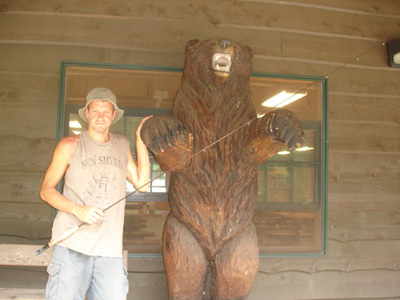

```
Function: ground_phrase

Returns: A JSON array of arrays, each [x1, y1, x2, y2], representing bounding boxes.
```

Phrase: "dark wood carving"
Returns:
[[141, 38, 304, 300]]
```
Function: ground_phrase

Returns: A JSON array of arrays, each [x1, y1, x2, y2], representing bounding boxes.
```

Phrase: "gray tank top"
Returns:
[[51, 131, 130, 257]]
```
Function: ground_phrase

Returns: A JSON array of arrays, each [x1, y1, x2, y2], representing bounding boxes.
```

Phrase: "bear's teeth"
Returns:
[[211, 53, 232, 72]]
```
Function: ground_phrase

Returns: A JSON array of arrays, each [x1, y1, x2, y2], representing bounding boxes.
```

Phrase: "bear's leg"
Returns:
[[162, 213, 208, 300], [210, 223, 259, 300]]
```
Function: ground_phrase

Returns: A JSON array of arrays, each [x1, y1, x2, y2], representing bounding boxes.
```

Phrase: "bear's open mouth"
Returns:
[[211, 53, 232, 73]]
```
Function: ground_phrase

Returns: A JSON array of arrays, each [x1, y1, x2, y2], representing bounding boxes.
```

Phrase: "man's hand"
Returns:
[[72, 205, 104, 224], [136, 115, 154, 144]]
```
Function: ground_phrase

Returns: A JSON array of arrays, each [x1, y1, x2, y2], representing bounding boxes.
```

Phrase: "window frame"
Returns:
[[57, 61, 328, 258]]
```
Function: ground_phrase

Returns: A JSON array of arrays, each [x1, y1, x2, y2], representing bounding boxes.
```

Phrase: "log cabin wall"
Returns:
[[0, 1, 399, 299]]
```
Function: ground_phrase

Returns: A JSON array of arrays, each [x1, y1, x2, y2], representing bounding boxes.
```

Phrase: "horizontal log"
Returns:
[[258, 239, 400, 273], [0, 104, 58, 139], [329, 152, 400, 174], [327, 210, 400, 241], [0, 202, 53, 241], [0, 136, 55, 171], [0, 43, 184, 74], [328, 94, 400, 124], [0, 220, 52, 241], [0, 200, 53, 216], [329, 150, 400, 187], [278, 0, 400, 16], [250, 269, 400, 299], [281, 33, 388, 67], [328, 168, 400, 185], [0, 171, 44, 203], [252, 54, 400, 88], [328, 193, 399, 211], [329, 121, 400, 153], [326, 67, 400, 95], [0, 74, 59, 106], [329, 177, 400, 198], [0, 244, 53, 266]]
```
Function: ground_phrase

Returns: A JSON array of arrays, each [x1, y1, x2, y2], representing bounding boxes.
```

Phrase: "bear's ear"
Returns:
[[245, 45, 254, 58], [185, 39, 200, 53]]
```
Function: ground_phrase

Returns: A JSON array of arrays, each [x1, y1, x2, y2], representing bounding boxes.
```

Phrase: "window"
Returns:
[[256, 123, 323, 254], [59, 62, 327, 257]]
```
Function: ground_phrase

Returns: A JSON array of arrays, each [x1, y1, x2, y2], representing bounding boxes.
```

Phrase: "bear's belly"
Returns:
[[168, 163, 257, 257]]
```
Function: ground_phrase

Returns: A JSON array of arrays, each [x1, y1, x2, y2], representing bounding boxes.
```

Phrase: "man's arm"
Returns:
[[40, 135, 104, 224], [127, 116, 152, 192]]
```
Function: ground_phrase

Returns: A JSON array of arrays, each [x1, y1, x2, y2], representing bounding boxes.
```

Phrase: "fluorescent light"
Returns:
[[262, 91, 307, 107], [278, 147, 313, 155], [295, 146, 314, 152], [278, 150, 291, 155], [69, 120, 82, 128], [72, 130, 81, 135]]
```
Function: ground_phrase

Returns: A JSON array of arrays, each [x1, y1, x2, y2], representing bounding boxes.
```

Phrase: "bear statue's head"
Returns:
[[182, 38, 254, 89]]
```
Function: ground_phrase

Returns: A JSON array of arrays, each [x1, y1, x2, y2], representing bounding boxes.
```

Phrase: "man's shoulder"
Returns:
[[57, 135, 80, 152], [60, 134, 80, 144]]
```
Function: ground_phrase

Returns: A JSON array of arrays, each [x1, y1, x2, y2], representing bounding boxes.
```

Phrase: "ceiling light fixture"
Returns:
[[277, 150, 291, 155], [295, 146, 314, 152], [262, 91, 307, 108], [277, 146, 314, 155]]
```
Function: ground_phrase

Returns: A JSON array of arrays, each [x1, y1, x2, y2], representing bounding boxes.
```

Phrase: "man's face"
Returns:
[[86, 100, 117, 132]]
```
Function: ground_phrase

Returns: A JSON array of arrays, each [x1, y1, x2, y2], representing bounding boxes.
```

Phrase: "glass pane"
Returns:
[[268, 145, 292, 162], [293, 129, 316, 162], [123, 201, 170, 253], [124, 116, 142, 146], [255, 210, 321, 252], [68, 114, 87, 136], [151, 163, 167, 193], [266, 166, 291, 203], [257, 168, 265, 201], [268, 127, 317, 163], [293, 167, 315, 205]]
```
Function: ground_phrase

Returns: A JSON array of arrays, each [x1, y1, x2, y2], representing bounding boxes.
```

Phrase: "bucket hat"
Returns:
[[78, 87, 124, 124]]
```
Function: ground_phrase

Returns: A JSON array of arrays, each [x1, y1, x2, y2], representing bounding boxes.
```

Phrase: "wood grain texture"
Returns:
[[0, 244, 53, 266]]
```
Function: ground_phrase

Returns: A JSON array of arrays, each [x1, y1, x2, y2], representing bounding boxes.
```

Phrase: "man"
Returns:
[[40, 87, 152, 300]]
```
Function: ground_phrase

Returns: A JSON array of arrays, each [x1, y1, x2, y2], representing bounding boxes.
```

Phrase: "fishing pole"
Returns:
[[35, 38, 389, 255]]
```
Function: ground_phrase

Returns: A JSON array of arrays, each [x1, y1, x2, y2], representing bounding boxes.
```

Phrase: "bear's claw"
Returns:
[[265, 109, 305, 150]]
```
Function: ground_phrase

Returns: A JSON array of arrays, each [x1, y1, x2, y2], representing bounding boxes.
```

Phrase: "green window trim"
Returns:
[[57, 61, 328, 258]]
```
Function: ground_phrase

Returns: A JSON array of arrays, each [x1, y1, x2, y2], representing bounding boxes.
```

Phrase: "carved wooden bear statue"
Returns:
[[140, 38, 305, 300]]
